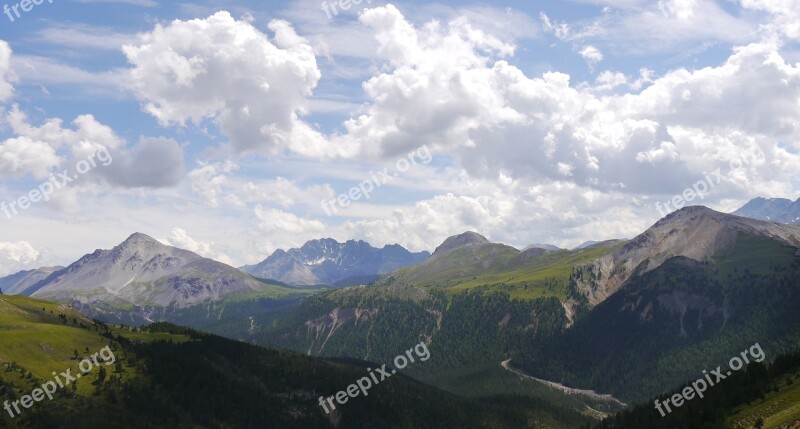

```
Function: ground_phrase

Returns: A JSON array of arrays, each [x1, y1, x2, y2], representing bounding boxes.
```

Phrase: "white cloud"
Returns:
[[342, 5, 518, 158], [33, 24, 135, 50], [740, 0, 800, 41], [252, 206, 326, 255], [123, 12, 327, 156], [10, 55, 124, 95], [338, 7, 800, 201], [0, 40, 13, 101], [163, 228, 233, 265], [0, 137, 61, 179], [595, 70, 628, 90], [1, 106, 185, 192], [555, 0, 755, 55], [0, 241, 43, 277], [187, 161, 238, 208], [580, 45, 604, 68]]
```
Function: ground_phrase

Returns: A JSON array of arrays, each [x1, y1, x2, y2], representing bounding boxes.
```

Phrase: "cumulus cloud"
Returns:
[[2, 106, 185, 189], [740, 0, 800, 41], [187, 161, 238, 208], [337, 183, 646, 252], [123, 12, 326, 155], [163, 228, 233, 265], [186, 160, 334, 209], [337, 6, 800, 205], [0, 241, 44, 277], [251, 206, 326, 255], [104, 137, 185, 188], [0, 137, 61, 179], [0, 40, 13, 101], [342, 5, 518, 158], [594, 70, 628, 90], [579, 45, 604, 68]]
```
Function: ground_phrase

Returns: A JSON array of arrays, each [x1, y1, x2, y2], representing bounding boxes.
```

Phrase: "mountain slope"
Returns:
[[11, 233, 317, 326], [0, 294, 591, 429], [733, 196, 800, 224], [23, 233, 299, 308], [375, 231, 622, 301], [0, 266, 62, 295], [567, 206, 800, 309], [519, 229, 800, 402], [242, 238, 430, 286], [375, 232, 522, 288]]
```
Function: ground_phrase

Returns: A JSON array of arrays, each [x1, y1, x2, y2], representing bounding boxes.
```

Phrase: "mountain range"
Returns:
[[250, 205, 800, 417], [733, 196, 800, 224], [0, 265, 62, 295], [240, 238, 430, 285], [3, 201, 800, 427]]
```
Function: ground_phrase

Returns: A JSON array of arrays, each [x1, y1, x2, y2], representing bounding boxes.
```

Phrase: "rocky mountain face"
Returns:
[[241, 238, 430, 285], [23, 233, 277, 309], [0, 266, 63, 295], [733, 196, 800, 224], [567, 206, 800, 309]]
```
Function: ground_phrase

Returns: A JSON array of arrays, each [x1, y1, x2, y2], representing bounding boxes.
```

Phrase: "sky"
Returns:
[[0, 0, 799, 275]]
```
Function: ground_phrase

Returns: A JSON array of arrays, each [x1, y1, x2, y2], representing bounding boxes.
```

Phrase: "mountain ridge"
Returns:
[[0, 265, 63, 295], [241, 237, 430, 285], [21, 232, 297, 310], [567, 205, 800, 309], [733, 196, 800, 224]]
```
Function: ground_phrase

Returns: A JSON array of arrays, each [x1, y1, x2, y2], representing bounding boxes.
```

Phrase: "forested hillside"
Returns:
[[519, 235, 800, 401], [592, 349, 800, 429], [0, 295, 591, 428]]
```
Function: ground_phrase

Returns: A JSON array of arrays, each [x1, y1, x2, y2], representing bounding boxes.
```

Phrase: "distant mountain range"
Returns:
[[523, 243, 562, 251], [0, 265, 62, 295], [0, 234, 430, 325], [2, 233, 314, 324], [241, 238, 430, 285], [733, 196, 800, 224]]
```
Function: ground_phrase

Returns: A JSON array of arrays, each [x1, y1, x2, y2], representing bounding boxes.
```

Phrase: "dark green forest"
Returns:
[[0, 321, 591, 428], [591, 348, 800, 429]]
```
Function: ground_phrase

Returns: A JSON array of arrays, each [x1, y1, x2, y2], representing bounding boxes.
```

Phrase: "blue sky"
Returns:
[[1, 0, 799, 274]]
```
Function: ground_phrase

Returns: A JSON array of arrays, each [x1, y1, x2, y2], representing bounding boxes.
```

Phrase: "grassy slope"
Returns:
[[0, 295, 187, 396], [450, 243, 623, 300], [380, 242, 622, 301], [727, 368, 800, 429]]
